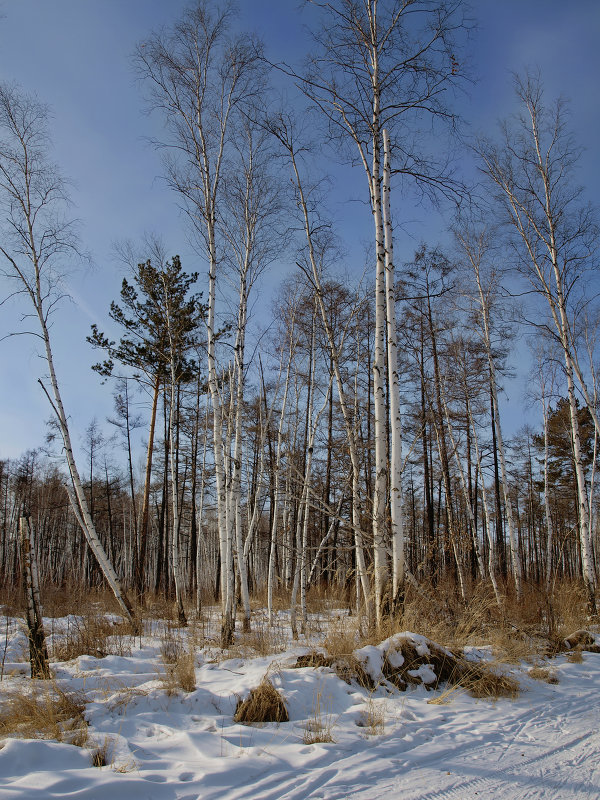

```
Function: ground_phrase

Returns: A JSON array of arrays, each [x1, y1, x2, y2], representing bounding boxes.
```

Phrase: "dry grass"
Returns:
[[545, 582, 590, 639], [160, 651, 196, 695], [462, 663, 520, 699], [52, 614, 132, 661], [159, 624, 186, 664], [227, 620, 287, 659], [357, 694, 385, 736], [321, 617, 359, 659], [528, 667, 559, 684], [157, 623, 197, 694], [342, 578, 594, 666], [294, 650, 374, 689], [566, 649, 584, 663], [251, 585, 290, 614], [305, 583, 352, 615], [108, 686, 149, 714], [90, 736, 114, 767], [302, 687, 336, 744], [487, 626, 541, 664], [312, 627, 520, 702], [0, 684, 88, 745], [234, 678, 289, 724], [386, 636, 519, 700]]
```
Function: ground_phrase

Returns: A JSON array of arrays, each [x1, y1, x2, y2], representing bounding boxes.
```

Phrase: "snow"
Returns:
[[1, 613, 599, 799]]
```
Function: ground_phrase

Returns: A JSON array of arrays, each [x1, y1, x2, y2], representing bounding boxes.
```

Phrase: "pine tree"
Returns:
[[88, 256, 206, 604]]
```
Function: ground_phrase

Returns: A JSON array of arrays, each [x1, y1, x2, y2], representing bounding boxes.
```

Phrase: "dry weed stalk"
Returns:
[[358, 694, 385, 736], [303, 686, 336, 744]]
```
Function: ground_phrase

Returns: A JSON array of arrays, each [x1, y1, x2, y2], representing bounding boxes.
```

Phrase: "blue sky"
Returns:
[[1, 0, 599, 462]]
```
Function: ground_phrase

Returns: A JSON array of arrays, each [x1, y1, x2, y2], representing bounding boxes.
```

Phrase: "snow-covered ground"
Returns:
[[0, 611, 599, 799]]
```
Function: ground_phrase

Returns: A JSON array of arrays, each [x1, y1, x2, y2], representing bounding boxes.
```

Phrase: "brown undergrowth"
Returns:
[[0, 684, 88, 744], [51, 613, 133, 661]]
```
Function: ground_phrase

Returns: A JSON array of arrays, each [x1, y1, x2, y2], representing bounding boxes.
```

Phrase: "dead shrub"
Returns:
[[0, 685, 88, 744], [234, 679, 288, 724]]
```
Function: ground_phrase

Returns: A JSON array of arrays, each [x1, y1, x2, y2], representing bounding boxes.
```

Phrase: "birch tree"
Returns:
[[454, 223, 523, 598], [300, 0, 469, 624], [268, 113, 373, 623], [136, 1, 263, 644], [0, 83, 137, 630], [477, 71, 598, 612]]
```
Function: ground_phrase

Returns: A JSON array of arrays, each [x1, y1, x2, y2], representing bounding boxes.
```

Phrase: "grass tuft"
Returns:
[[234, 678, 288, 724], [528, 666, 559, 684], [303, 688, 336, 744], [90, 736, 114, 767]]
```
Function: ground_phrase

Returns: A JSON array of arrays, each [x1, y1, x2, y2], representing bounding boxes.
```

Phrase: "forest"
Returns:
[[1, 0, 599, 645]]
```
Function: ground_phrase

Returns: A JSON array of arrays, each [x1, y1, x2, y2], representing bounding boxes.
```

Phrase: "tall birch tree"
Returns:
[[300, 0, 469, 624], [135, 1, 264, 644], [477, 72, 598, 612], [0, 83, 138, 629]]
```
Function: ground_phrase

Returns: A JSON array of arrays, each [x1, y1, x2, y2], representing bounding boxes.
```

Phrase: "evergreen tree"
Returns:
[[88, 256, 206, 599]]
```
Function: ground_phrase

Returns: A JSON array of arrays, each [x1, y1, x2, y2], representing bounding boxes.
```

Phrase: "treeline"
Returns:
[[1, 269, 597, 621]]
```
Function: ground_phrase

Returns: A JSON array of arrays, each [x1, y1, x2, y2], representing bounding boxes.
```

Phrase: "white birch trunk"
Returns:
[[371, 120, 389, 629], [268, 345, 294, 626], [382, 128, 404, 602]]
